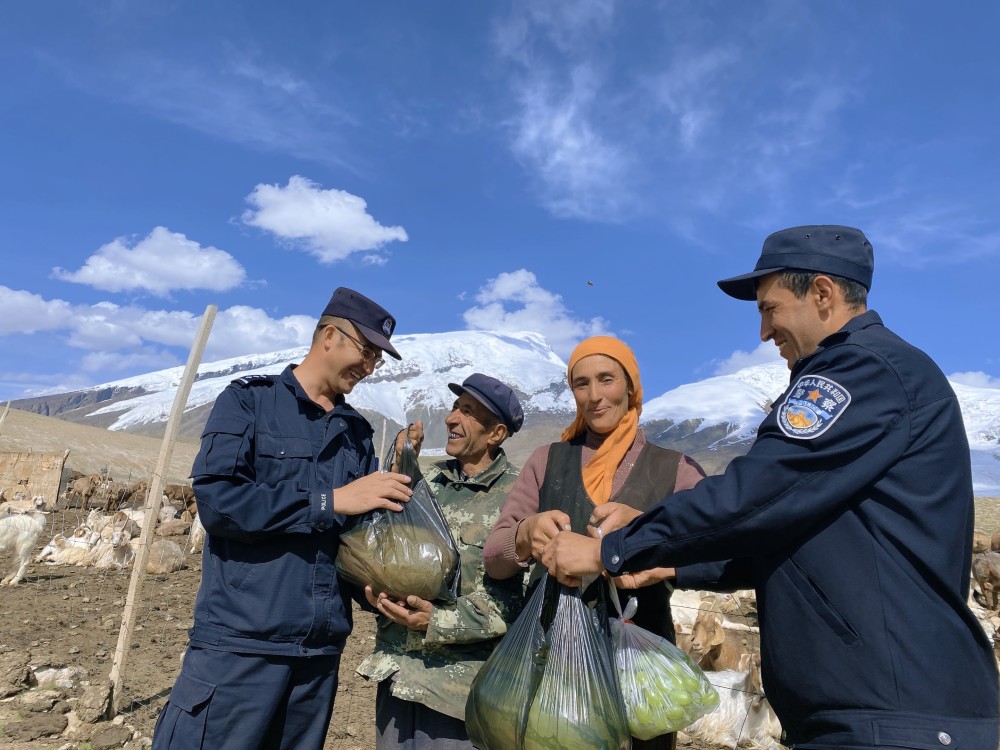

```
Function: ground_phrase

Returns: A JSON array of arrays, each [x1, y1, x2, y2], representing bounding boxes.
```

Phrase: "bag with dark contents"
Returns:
[[466, 573, 630, 750], [336, 438, 460, 603]]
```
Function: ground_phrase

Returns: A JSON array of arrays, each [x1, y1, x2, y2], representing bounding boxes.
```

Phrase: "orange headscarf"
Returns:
[[560, 336, 643, 505]]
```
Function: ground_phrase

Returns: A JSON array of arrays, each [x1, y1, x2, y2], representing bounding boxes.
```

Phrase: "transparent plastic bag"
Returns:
[[336, 438, 460, 603], [466, 573, 630, 750], [610, 592, 720, 739]]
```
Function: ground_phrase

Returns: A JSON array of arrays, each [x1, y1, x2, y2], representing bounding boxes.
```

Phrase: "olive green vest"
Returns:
[[532, 439, 682, 641]]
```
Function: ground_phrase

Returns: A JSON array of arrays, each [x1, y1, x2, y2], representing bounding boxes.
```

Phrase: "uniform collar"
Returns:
[[280, 364, 347, 410], [432, 449, 510, 488], [791, 309, 883, 376]]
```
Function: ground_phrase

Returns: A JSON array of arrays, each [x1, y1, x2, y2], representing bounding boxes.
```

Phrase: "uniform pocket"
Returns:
[[193, 417, 250, 477], [153, 672, 215, 747], [256, 434, 312, 485], [257, 434, 311, 458], [782, 557, 860, 645]]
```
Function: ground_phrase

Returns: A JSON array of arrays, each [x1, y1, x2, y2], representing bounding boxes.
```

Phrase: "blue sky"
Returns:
[[2, 1, 999, 404]]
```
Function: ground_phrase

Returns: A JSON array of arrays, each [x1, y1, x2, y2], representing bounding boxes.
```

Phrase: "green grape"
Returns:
[[670, 689, 692, 706], [664, 705, 686, 723], [633, 701, 653, 726]]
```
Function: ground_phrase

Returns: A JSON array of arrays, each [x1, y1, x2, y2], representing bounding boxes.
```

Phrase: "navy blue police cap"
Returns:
[[448, 373, 524, 434], [717, 225, 874, 301], [322, 287, 401, 360]]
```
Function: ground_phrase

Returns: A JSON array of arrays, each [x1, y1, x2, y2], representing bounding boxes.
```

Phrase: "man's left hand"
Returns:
[[393, 421, 425, 465], [541, 531, 604, 587], [365, 586, 432, 631]]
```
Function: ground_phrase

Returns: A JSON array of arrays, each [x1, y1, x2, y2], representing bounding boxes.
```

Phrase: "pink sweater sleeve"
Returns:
[[483, 444, 551, 580]]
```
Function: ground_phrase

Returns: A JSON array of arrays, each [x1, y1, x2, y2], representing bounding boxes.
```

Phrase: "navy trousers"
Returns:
[[152, 646, 341, 750]]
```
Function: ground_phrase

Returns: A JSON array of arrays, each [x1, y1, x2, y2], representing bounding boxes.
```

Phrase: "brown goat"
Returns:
[[973, 531, 991, 554], [973, 552, 1000, 612], [687, 605, 750, 672]]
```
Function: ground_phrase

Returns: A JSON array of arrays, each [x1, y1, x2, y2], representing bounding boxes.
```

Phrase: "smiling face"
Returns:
[[755, 273, 828, 369], [325, 321, 381, 395], [570, 354, 631, 436], [444, 392, 505, 474]]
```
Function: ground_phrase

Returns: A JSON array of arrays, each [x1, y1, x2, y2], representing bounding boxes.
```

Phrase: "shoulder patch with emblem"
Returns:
[[777, 374, 851, 440], [232, 374, 274, 387]]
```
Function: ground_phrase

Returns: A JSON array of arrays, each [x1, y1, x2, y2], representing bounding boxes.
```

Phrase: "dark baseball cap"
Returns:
[[448, 374, 524, 434], [717, 225, 874, 301], [321, 287, 401, 360]]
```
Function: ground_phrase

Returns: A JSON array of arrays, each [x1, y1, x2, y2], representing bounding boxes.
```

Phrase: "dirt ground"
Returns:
[[1, 496, 998, 748], [0, 514, 733, 749]]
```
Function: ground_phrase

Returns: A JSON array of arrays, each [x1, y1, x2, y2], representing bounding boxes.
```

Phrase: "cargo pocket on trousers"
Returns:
[[154, 672, 215, 747]]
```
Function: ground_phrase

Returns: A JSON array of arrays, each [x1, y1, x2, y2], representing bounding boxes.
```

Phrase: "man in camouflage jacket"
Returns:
[[357, 373, 527, 750]]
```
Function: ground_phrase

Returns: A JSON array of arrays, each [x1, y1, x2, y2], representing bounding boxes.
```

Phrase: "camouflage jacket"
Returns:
[[356, 450, 526, 720]]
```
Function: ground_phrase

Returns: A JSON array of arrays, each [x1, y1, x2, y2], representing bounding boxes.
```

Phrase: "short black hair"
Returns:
[[313, 315, 348, 345], [775, 270, 868, 308]]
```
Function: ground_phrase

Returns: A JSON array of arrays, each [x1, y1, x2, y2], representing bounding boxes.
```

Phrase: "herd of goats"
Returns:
[[0, 470, 204, 587]]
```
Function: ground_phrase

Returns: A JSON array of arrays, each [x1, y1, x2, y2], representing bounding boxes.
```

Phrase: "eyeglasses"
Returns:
[[335, 326, 385, 370]]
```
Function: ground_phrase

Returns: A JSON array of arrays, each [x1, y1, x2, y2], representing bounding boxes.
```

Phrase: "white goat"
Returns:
[[92, 516, 136, 569], [685, 668, 782, 750], [0, 511, 48, 585], [35, 533, 97, 566], [189, 513, 206, 554]]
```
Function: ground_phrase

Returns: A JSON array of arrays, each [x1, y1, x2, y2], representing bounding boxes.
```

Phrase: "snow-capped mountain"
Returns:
[[11, 331, 1000, 494], [87, 330, 572, 431]]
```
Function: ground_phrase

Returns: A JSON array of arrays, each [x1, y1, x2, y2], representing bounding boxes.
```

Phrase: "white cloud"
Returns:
[[242, 176, 408, 264], [0, 286, 74, 335], [463, 269, 610, 357], [53, 227, 246, 297], [510, 68, 632, 220], [51, 46, 355, 167], [79, 347, 181, 375], [713, 341, 783, 375], [65, 302, 313, 362], [0, 287, 312, 381], [493, 2, 635, 222], [642, 46, 740, 153], [949, 371, 1000, 390], [205, 306, 314, 361]]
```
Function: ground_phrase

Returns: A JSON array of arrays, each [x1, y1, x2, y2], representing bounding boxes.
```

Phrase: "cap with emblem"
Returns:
[[448, 373, 524, 434], [322, 287, 401, 360], [717, 225, 874, 301]]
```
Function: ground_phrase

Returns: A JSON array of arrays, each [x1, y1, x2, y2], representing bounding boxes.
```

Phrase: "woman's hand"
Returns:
[[587, 502, 642, 537], [515, 509, 572, 561], [540, 531, 604, 588], [611, 567, 676, 589]]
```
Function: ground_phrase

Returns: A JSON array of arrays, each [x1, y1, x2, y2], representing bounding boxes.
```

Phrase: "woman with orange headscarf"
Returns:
[[483, 336, 706, 750]]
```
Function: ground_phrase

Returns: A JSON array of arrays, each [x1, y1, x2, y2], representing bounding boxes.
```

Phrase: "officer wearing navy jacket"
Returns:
[[542, 226, 1000, 749], [153, 288, 415, 750]]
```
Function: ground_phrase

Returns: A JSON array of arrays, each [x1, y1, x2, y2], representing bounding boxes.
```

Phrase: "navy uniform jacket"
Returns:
[[188, 365, 375, 657], [603, 311, 999, 748]]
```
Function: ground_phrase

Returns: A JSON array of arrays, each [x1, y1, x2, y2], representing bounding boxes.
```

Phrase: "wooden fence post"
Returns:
[[108, 305, 217, 716]]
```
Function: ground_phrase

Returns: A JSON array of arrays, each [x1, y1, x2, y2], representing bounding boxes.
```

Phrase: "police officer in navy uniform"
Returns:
[[542, 226, 1000, 749], [153, 288, 415, 750]]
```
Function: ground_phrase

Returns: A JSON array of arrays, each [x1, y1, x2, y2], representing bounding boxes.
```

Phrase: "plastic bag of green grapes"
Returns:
[[610, 596, 720, 740], [467, 573, 630, 750]]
